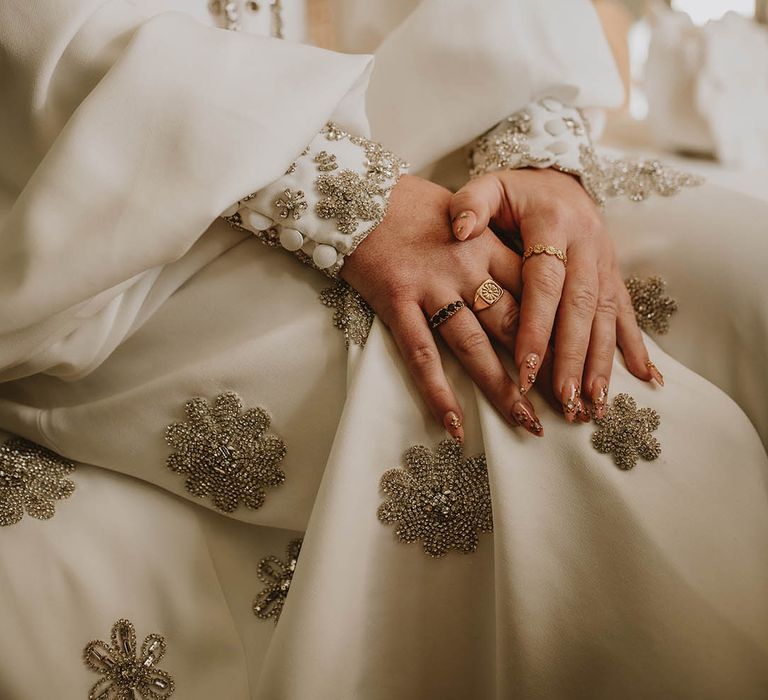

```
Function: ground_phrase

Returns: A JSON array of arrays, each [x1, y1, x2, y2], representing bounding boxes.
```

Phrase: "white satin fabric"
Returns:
[[1, 2, 767, 699]]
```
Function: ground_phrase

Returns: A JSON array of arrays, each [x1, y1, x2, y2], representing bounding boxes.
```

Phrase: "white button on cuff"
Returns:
[[279, 227, 304, 252], [540, 97, 563, 112], [221, 202, 240, 218], [312, 244, 338, 269], [246, 210, 273, 231], [544, 119, 567, 136]]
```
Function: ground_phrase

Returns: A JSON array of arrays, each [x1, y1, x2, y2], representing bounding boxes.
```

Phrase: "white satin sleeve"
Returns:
[[0, 0, 374, 381], [338, 0, 625, 170]]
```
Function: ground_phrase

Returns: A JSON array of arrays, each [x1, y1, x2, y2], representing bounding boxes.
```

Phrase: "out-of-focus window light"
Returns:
[[671, 0, 755, 25]]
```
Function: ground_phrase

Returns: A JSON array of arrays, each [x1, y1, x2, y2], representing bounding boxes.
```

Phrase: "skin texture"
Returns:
[[341, 174, 544, 440], [448, 168, 659, 421]]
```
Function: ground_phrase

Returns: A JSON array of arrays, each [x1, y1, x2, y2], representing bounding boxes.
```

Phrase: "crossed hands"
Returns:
[[341, 171, 659, 443]]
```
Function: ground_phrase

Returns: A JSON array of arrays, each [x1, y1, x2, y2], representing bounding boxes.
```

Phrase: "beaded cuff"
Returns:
[[470, 97, 702, 208], [221, 123, 408, 277]]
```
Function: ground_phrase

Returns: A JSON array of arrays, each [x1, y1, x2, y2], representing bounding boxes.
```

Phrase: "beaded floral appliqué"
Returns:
[[578, 146, 703, 209], [625, 275, 678, 334], [165, 392, 286, 513], [378, 439, 493, 558], [84, 618, 174, 700], [592, 393, 662, 470], [315, 169, 386, 236], [253, 538, 303, 623], [0, 437, 75, 527], [319, 281, 374, 348], [274, 188, 307, 221]]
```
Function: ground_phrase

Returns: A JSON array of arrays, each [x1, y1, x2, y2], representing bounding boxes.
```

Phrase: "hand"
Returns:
[[449, 169, 657, 421], [341, 174, 544, 439]]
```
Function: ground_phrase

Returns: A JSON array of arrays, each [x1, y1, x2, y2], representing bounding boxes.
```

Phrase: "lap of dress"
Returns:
[[1, 203, 767, 699]]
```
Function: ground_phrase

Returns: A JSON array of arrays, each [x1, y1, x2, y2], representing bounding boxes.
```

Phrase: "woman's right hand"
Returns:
[[341, 175, 543, 441]]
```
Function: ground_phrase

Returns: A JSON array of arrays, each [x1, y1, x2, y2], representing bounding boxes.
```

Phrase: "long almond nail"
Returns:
[[646, 361, 664, 387], [443, 411, 464, 443], [592, 378, 609, 420], [453, 211, 475, 240], [519, 353, 540, 395], [577, 399, 591, 423], [562, 379, 580, 423], [512, 401, 544, 437]]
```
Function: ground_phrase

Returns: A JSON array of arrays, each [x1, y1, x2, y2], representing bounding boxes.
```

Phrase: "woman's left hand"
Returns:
[[449, 168, 658, 421]]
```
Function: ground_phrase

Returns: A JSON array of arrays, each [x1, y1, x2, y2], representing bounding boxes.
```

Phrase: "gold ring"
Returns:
[[428, 300, 466, 329], [472, 279, 504, 312], [522, 244, 567, 268]]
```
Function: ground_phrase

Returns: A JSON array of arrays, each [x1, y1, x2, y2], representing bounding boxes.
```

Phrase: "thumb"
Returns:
[[449, 174, 504, 241]]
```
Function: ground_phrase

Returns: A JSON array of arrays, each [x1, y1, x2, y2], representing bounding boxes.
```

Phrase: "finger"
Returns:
[[475, 287, 520, 359], [514, 217, 568, 397], [486, 234, 523, 299], [428, 291, 543, 437], [449, 174, 505, 241], [552, 246, 599, 423], [582, 267, 619, 419], [387, 303, 465, 442], [616, 283, 664, 387]]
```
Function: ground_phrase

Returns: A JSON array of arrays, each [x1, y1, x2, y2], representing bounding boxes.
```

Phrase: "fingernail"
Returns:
[[562, 379, 581, 423], [592, 378, 609, 420], [512, 401, 544, 437], [519, 353, 540, 395], [443, 411, 464, 443], [577, 399, 591, 423], [453, 211, 475, 240], [646, 360, 664, 387]]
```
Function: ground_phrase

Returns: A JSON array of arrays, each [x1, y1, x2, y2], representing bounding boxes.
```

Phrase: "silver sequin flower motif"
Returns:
[[378, 439, 493, 558], [253, 537, 303, 623], [165, 392, 286, 513], [315, 169, 385, 236], [0, 437, 75, 527], [319, 281, 374, 348], [625, 275, 678, 335], [274, 188, 307, 221], [84, 618, 174, 700], [592, 393, 662, 470]]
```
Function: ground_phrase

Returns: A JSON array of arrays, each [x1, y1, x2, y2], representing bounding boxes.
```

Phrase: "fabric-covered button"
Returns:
[[246, 210, 272, 231], [279, 227, 304, 252], [540, 97, 562, 112], [544, 119, 566, 136], [546, 141, 570, 155], [313, 244, 338, 269]]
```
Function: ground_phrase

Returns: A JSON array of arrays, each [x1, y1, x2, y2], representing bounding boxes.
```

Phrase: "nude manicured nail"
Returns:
[[576, 399, 591, 423], [519, 353, 540, 395], [646, 360, 665, 387], [512, 401, 544, 437], [592, 378, 609, 420], [453, 211, 475, 240], [443, 411, 464, 443], [562, 379, 580, 423]]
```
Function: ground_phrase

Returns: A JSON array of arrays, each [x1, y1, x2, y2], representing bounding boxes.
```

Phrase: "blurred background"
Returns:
[[592, 0, 768, 199]]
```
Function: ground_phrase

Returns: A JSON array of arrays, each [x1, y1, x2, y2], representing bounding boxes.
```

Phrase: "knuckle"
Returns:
[[405, 343, 439, 373], [455, 330, 490, 357], [499, 304, 520, 337], [595, 294, 619, 318], [528, 264, 564, 299], [564, 284, 598, 313]]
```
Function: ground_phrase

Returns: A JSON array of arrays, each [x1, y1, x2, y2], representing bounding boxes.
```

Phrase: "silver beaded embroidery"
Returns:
[[319, 281, 374, 348], [470, 112, 551, 177], [165, 392, 286, 513], [625, 275, 678, 334], [314, 151, 338, 172], [578, 145, 704, 209], [84, 618, 174, 700], [378, 439, 493, 558], [0, 437, 75, 527], [592, 393, 662, 470], [253, 537, 302, 623], [315, 169, 386, 236], [274, 188, 307, 221]]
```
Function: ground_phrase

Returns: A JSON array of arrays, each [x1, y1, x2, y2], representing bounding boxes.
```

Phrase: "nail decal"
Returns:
[[562, 380, 580, 423], [453, 211, 476, 240], [512, 402, 544, 437], [592, 378, 609, 420], [646, 361, 665, 387], [520, 353, 540, 394], [443, 411, 464, 443]]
